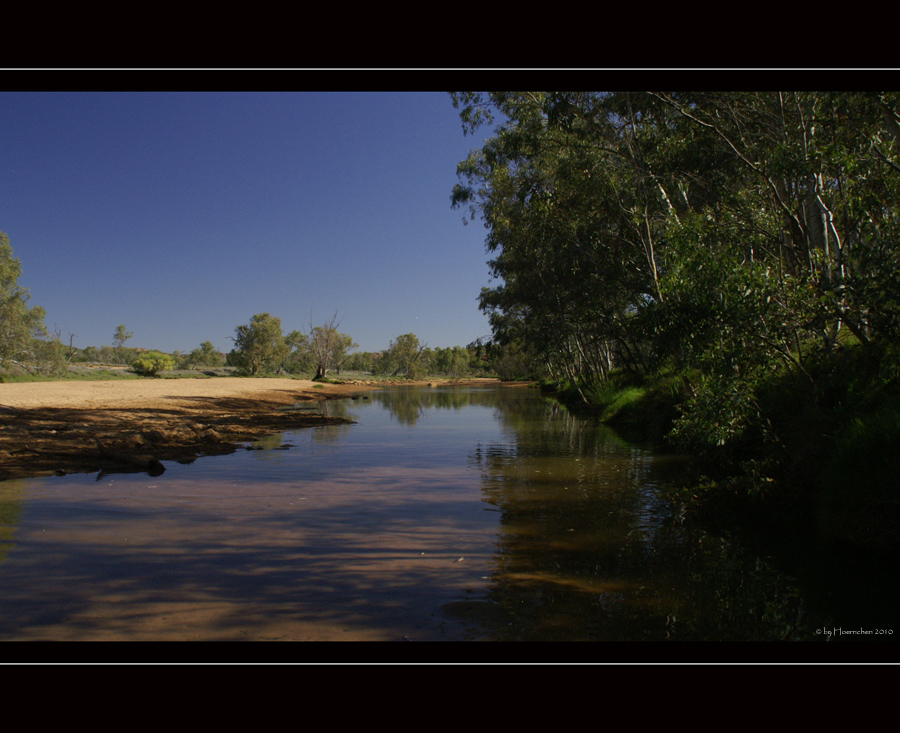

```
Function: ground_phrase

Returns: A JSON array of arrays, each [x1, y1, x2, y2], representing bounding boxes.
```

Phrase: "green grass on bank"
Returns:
[[544, 343, 900, 548], [545, 368, 686, 448]]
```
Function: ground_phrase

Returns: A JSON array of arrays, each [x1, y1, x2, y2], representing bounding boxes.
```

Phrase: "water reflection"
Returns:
[[0, 385, 894, 646], [368, 384, 495, 425], [286, 398, 359, 443], [0, 480, 26, 564], [444, 390, 803, 640], [372, 387, 835, 642]]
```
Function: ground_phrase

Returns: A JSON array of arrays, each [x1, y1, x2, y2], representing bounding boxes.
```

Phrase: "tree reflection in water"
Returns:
[[0, 385, 894, 646]]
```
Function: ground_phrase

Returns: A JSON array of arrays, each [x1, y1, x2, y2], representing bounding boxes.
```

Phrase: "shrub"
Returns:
[[132, 351, 176, 376]]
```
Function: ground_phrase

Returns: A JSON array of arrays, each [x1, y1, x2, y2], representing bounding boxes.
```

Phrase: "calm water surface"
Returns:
[[0, 384, 895, 647]]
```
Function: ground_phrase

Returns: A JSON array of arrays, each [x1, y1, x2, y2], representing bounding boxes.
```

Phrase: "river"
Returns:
[[0, 384, 896, 656]]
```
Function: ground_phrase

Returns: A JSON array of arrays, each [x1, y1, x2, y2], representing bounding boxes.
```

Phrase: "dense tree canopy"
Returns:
[[451, 90, 900, 453]]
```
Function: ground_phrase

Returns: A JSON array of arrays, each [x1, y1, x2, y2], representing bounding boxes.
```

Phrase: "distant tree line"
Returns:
[[0, 234, 505, 381], [2, 225, 547, 384], [0, 243, 233, 379], [67, 337, 227, 371], [223, 312, 507, 380]]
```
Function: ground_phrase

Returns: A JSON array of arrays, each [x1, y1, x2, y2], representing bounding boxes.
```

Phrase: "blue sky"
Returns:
[[0, 91, 496, 355]]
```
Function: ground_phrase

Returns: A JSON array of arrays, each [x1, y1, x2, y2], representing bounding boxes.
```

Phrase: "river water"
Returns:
[[0, 384, 896, 654]]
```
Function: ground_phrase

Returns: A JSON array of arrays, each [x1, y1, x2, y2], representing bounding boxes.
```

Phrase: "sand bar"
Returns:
[[0, 376, 505, 481], [0, 377, 375, 481]]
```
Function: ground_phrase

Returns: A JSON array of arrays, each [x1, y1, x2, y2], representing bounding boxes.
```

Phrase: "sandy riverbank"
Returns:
[[0, 377, 505, 481]]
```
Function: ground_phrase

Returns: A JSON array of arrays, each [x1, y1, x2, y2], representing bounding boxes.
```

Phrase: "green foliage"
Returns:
[[427, 345, 474, 377], [182, 340, 225, 369], [281, 330, 315, 375], [451, 91, 900, 543], [112, 324, 133, 364], [225, 313, 358, 379], [77, 344, 123, 365], [30, 334, 68, 377], [228, 313, 289, 375], [113, 324, 132, 348], [379, 333, 427, 378], [0, 230, 61, 376], [132, 350, 176, 376], [345, 351, 375, 373], [484, 339, 542, 381], [305, 318, 357, 379], [277, 314, 358, 379]]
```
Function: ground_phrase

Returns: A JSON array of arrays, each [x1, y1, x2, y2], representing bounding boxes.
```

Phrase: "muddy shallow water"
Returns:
[[0, 385, 897, 657]]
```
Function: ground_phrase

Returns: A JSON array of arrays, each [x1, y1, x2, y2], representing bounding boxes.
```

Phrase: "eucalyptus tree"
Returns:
[[287, 313, 357, 379], [451, 90, 900, 372], [651, 92, 900, 346], [311, 326, 357, 377], [624, 91, 900, 451], [451, 92, 665, 395], [228, 313, 289, 375], [448, 345, 471, 376], [452, 90, 900, 535], [0, 230, 56, 374], [112, 324, 133, 364], [382, 333, 428, 378]]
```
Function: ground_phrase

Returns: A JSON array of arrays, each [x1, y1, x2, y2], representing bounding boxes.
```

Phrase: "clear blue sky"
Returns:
[[0, 91, 496, 355]]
